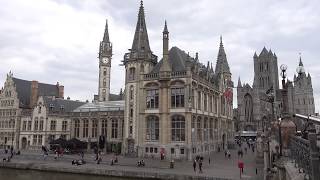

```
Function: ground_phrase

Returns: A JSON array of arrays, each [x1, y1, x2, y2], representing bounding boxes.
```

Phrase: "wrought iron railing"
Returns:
[[289, 135, 311, 177]]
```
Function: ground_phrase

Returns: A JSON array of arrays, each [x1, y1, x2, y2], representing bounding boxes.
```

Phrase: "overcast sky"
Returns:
[[0, 0, 319, 112]]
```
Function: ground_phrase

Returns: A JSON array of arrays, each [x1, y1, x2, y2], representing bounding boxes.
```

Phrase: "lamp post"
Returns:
[[278, 118, 282, 157]]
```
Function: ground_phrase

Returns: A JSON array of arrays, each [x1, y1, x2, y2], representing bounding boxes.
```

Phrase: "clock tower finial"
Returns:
[[98, 19, 112, 101]]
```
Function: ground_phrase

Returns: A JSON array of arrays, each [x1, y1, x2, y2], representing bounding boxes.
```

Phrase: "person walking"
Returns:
[[199, 160, 203, 173], [193, 159, 197, 172], [208, 157, 211, 164]]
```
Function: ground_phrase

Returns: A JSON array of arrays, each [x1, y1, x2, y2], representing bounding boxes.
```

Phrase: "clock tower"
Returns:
[[98, 19, 112, 101]]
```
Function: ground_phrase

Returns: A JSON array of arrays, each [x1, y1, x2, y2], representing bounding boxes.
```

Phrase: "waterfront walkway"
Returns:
[[1, 148, 263, 180]]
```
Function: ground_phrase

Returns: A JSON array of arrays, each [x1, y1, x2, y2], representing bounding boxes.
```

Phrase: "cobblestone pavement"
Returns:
[[1, 146, 263, 180]]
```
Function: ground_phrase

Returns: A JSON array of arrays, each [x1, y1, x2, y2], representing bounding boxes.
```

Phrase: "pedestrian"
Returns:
[[208, 157, 211, 164], [244, 147, 247, 154], [193, 159, 197, 172], [224, 150, 227, 157], [199, 160, 203, 173], [227, 150, 231, 158]]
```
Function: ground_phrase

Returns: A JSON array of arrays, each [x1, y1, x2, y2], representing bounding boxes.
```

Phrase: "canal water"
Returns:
[[0, 168, 137, 180]]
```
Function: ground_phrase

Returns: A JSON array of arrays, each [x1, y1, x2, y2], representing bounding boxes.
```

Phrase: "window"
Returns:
[[92, 119, 98, 138], [130, 107, 133, 118], [22, 121, 27, 131], [111, 119, 118, 139], [171, 87, 185, 108], [103, 78, 106, 86], [130, 86, 134, 100], [204, 93, 207, 111], [83, 119, 88, 138], [197, 117, 202, 141], [146, 116, 159, 141], [27, 121, 32, 131], [50, 120, 56, 131], [39, 118, 44, 131], [171, 115, 185, 142], [204, 118, 209, 141], [146, 89, 159, 109], [129, 67, 135, 80], [62, 121, 67, 132], [197, 91, 201, 109], [103, 68, 107, 76], [145, 147, 149, 153], [154, 148, 158, 153], [34, 118, 39, 131], [38, 135, 42, 145], [209, 95, 213, 112], [101, 119, 107, 136], [180, 148, 184, 154], [74, 119, 80, 138], [33, 135, 37, 145], [38, 106, 41, 114], [209, 118, 213, 140], [150, 147, 153, 153], [171, 148, 175, 154]]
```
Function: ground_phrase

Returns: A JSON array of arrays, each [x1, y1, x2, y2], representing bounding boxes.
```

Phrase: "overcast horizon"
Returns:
[[0, 0, 319, 112]]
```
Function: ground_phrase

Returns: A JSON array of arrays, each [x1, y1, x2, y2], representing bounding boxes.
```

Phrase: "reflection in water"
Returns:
[[0, 168, 136, 180]]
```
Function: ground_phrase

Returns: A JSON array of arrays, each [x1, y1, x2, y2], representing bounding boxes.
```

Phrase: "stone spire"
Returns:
[[259, 46, 269, 56], [131, 0, 151, 53], [160, 20, 171, 73], [215, 36, 230, 74], [237, 77, 242, 87], [103, 19, 110, 42], [299, 55, 304, 67]]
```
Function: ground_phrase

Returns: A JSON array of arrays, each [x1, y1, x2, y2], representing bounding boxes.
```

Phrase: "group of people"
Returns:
[[193, 156, 204, 173], [137, 159, 145, 167], [2, 146, 19, 162]]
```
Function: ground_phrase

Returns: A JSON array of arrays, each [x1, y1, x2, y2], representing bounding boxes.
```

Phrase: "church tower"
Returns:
[[122, 0, 157, 155], [253, 47, 279, 91], [293, 56, 315, 115], [98, 20, 112, 101]]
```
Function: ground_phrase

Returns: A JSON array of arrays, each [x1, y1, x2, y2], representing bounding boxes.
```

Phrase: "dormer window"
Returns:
[[49, 104, 54, 111]]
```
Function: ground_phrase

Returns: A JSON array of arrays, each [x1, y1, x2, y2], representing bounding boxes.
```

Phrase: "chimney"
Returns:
[[30, 80, 39, 108], [56, 82, 64, 99]]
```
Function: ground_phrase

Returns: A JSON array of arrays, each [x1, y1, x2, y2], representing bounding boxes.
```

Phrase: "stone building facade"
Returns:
[[70, 101, 124, 154], [237, 49, 315, 132], [19, 96, 85, 150], [0, 72, 64, 149], [122, 2, 234, 160]]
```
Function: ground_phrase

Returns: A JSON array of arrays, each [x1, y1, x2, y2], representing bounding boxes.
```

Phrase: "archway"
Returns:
[[21, 137, 27, 149]]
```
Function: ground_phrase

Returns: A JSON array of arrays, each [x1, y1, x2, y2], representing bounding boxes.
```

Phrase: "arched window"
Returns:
[[171, 115, 185, 142], [39, 117, 44, 131], [146, 89, 159, 109], [111, 119, 118, 139], [101, 119, 107, 136], [244, 94, 253, 122], [34, 117, 39, 131], [74, 119, 80, 138], [209, 118, 213, 140], [103, 78, 106, 87], [103, 68, 107, 76], [146, 116, 159, 141], [204, 117, 208, 141]]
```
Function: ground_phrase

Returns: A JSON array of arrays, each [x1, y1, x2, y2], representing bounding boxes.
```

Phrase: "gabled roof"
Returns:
[[151, 46, 189, 73], [43, 97, 85, 113], [12, 77, 60, 108]]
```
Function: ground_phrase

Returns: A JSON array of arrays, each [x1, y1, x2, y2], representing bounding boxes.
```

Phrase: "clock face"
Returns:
[[102, 58, 109, 64]]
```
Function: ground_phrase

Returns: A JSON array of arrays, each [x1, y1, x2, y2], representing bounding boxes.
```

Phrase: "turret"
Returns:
[[215, 36, 230, 75], [159, 21, 171, 74], [237, 77, 242, 88]]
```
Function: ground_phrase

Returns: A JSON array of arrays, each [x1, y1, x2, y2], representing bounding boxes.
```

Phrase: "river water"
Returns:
[[0, 168, 136, 180]]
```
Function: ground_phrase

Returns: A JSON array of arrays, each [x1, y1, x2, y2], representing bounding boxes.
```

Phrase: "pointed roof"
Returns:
[[259, 47, 269, 56], [299, 56, 304, 66], [215, 36, 230, 74], [238, 77, 242, 87], [103, 19, 110, 42], [163, 20, 168, 33], [131, 0, 151, 52], [253, 52, 258, 58]]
